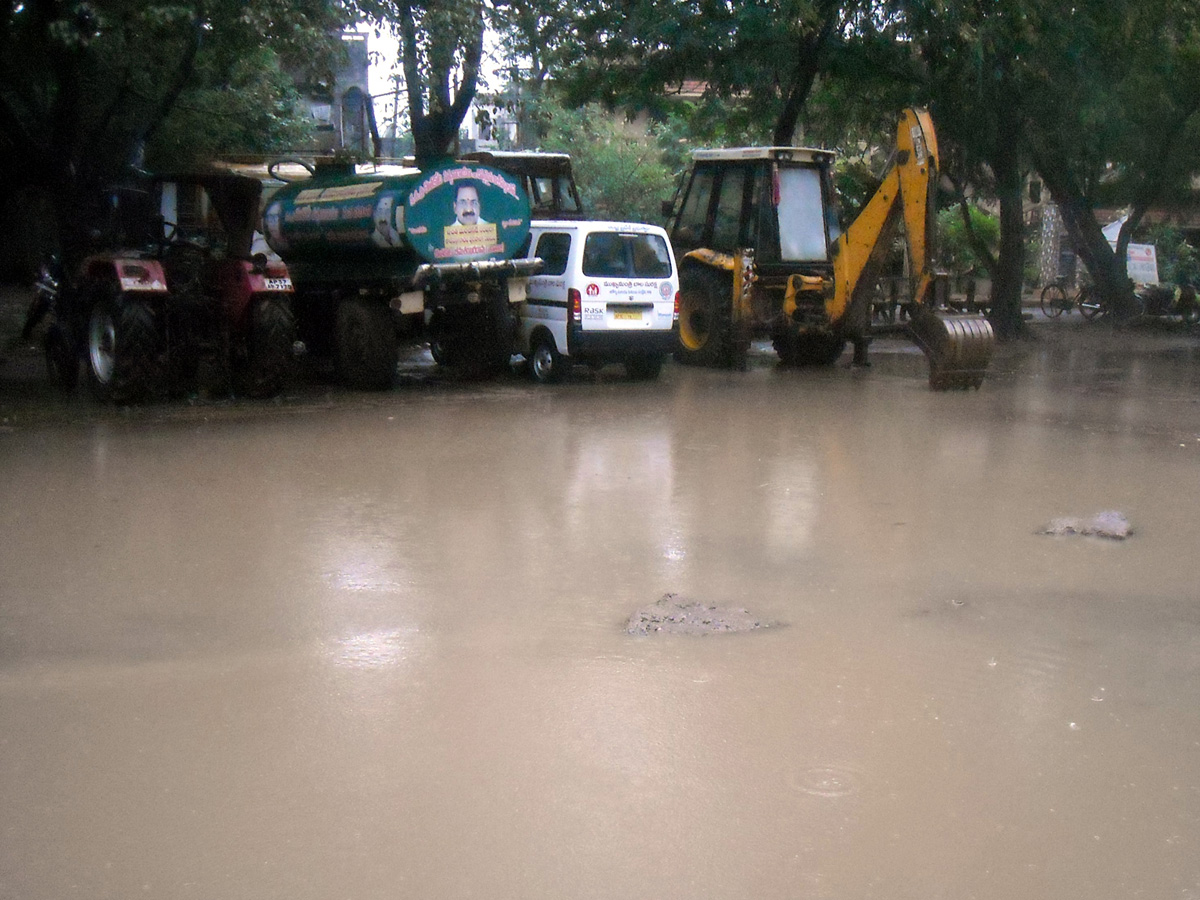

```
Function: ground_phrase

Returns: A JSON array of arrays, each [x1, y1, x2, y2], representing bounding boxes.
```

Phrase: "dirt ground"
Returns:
[[3, 279, 1200, 899]]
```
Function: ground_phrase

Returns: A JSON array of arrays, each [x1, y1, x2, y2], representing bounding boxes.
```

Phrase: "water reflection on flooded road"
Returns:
[[2, 325, 1199, 899]]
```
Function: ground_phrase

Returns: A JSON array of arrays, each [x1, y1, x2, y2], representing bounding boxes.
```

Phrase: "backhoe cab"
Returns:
[[665, 108, 994, 389]]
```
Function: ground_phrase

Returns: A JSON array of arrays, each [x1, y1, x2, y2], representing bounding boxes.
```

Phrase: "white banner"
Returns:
[[1125, 243, 1159, 285]]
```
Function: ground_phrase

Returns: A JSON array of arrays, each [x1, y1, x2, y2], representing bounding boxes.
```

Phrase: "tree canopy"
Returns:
[[0, 0, 352, 261]]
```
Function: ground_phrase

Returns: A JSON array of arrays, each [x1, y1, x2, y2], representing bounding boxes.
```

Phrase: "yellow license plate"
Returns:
[[613, 310, 642, 320]]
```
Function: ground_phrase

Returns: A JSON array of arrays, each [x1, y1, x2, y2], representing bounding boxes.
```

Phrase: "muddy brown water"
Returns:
[[3, 314, 1200, 899]]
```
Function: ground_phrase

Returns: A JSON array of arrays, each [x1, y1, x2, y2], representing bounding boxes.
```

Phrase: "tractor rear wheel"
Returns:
[[86, 285, 163, 402], [675, 265, 734, 367]]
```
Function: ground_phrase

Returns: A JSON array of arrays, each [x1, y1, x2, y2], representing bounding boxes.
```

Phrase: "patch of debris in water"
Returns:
[[1039, 510, 1132, 540], [626, 593, 780, 636]]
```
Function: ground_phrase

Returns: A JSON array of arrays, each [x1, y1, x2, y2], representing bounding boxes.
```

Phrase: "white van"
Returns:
[[517, 220, 679, 382]]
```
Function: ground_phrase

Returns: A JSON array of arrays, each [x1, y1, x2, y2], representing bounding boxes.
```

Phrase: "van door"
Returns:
[[523, 231, 572, 351]]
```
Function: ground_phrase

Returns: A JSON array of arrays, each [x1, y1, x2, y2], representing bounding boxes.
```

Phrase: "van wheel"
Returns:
[[625, 353, 664, 380], [529, 334, 564, 383]]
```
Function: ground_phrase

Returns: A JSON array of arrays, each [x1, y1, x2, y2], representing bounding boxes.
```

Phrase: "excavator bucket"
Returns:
[[907, 309, 994, 390]]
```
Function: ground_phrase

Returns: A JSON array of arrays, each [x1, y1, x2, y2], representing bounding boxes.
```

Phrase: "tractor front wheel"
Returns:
[[235, 295, 296, 398], [44, 323, 80, 393]]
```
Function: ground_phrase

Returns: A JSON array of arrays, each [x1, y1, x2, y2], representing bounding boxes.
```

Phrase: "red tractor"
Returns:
[[42, 170, 296, 401]]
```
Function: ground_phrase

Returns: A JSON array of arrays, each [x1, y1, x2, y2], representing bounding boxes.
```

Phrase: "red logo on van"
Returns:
[[586, 283, 600, 296]]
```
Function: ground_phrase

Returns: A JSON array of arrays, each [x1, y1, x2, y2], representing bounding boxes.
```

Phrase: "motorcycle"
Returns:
[[1136, 282, 1199, 325]]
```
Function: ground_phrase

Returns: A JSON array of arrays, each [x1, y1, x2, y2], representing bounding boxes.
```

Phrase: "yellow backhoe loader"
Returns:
[[665, 108, 994, 389]]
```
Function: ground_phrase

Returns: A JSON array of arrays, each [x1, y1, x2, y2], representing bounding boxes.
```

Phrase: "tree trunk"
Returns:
[[987, 142, 1027, 340], [770, 0, 840, 145], [1034, 151, 1138, 322]]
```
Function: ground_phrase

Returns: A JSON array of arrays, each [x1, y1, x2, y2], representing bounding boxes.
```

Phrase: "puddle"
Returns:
[[626, 592, 780, 635]]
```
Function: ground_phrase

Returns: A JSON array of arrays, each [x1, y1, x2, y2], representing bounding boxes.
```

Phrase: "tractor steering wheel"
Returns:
[[268, 158, 317, 183]]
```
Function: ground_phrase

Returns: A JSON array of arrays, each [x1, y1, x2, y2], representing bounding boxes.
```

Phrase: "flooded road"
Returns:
[[3, 322, 1200, 899]]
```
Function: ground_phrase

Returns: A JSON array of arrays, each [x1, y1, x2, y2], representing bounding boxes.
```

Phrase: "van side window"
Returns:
[[535, 232, 571, 276]]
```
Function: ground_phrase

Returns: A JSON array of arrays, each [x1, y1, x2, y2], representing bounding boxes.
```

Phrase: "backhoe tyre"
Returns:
[[675, 265, 733, 366], [773, 330, 846, 366], [529, 332, 565, 384], [625, 353, 664, 380], [86, 287, 163, 403], [235, 295, 295, 398], [1181, 301, 1199, 327], [44, 323, 79, 393], [335, 297, 397, 390], [1040, 283, 1068, 318]]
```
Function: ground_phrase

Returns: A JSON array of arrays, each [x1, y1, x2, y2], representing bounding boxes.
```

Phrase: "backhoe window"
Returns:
[[674, 169, 715, 249], [711, 168, 746, 251], [776, 166, 828, 262]]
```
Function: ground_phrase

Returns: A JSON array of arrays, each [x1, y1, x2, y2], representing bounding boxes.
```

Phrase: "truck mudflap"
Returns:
[[413, 257, 542, 290], [907, 308, 994, 390]]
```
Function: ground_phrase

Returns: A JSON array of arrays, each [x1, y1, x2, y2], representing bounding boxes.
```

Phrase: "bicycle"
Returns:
[[1039, 279, 1099, 318]]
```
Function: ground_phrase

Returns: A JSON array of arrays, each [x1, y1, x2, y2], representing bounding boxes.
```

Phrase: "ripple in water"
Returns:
[[788, 764, 861, 798]]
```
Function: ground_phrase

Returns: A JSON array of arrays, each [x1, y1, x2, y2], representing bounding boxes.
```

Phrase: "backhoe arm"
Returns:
[[830, 107, 993, 390], [829, 108, 938, 328]]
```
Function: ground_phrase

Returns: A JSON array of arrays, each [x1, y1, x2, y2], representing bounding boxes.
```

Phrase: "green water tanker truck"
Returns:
[[261, 159, 541, 388]]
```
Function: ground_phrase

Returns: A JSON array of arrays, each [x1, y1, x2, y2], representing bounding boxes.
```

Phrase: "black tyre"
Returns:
[[335, 297, 397, 389], [429, 337, 451, 366], [528, 332, 565, 383], [235, 296, 296, 398], [1181, 302, 1200, 327], [86, 287, 163, 402], [1040, 283, 1068, 318], [44, 323, 79, 393], [430, 298, 513, 377], [773, 330, 846, 366], [675, 265, 733, 366], [625, 353, 664, 380]]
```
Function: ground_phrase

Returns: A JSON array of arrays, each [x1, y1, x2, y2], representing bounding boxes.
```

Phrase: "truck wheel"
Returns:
[[86, 287, 162, 402], [774, 330, 845, 366], [235, 296, 295, 398], [675, 266, 733, 366], [529, 333, 564, 383], [335, 297, 397, 390], [625, 353, 664, 380]]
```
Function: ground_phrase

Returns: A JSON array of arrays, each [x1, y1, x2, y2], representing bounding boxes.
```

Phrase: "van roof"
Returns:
[[530, 219, 669, 235]]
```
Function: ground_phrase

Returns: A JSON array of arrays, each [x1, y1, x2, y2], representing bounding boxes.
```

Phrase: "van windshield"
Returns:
[[582, 233, 673, 278]]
